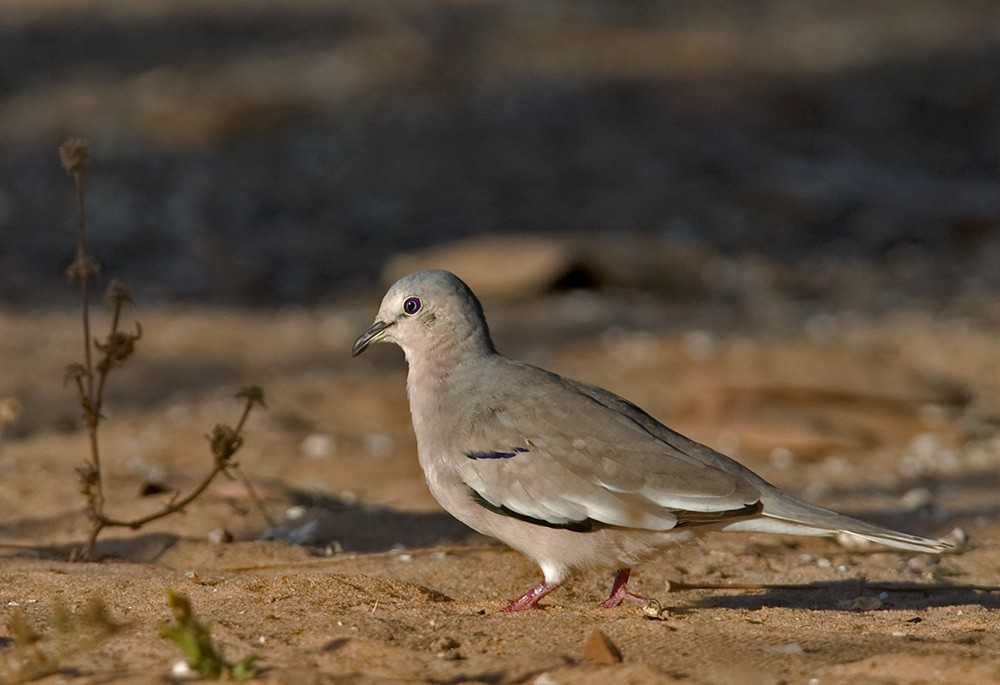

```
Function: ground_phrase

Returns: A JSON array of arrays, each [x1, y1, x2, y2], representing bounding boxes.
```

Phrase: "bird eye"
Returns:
[[402, 296, 422, 316]]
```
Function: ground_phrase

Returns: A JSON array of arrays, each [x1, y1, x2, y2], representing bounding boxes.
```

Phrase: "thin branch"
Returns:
[[61, 138, 105, 518], [61, 139, 265, 562], [83, 388, 266, 548], [231, 465, 277, 527], [98, 460, 229, 530]]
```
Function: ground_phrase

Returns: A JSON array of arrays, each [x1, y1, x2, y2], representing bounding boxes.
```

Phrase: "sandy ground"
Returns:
[[1, 289, 999, 684]]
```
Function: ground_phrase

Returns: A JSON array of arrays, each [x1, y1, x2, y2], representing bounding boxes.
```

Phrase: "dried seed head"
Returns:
[[95, 323, 142, 372], [64, 363, 87, 386], [208, 424, 243, 463], [66, 255, 101, 283], [104, 281, 134, 309], [59, 137, 90, 173], [236, 385, 266, 409], [77, 462, 98, 486]]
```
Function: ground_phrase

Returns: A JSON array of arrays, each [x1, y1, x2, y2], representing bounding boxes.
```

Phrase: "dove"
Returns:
[[352, 270, 953, 611]]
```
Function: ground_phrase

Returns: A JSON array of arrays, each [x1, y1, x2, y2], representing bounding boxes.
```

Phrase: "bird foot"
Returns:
[[501, 580, 559, 612], [599, 587, 653, 609], [598, 568, 653, 609]]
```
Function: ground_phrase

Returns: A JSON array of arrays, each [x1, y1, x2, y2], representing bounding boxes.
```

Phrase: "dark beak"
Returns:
[[352, 320, 393, 356]]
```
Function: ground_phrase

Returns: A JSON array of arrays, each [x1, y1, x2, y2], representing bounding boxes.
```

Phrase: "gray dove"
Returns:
[[352, 270, 952, 611]]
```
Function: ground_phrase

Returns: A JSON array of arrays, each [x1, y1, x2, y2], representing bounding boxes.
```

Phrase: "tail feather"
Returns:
[[720, 490, 953, 553]]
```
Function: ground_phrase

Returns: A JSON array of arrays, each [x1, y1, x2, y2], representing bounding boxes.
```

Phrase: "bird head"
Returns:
[[352, 270, 495, 360]]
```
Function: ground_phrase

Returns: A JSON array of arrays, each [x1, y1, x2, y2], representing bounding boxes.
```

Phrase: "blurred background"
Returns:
[[2, 0, 999, 318]]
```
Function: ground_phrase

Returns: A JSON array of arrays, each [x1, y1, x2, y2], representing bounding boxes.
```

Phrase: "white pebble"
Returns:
[[301, 433, 336, 459], [171, 660, 196, 679], [899, 487, 934, 511], [769, 447, 794, 470], [285, 505, 307, 520], [682, 330, 717, 361], [364, 433, 394, 458]]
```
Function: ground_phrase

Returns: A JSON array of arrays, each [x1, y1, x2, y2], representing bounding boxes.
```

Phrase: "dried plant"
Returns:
[[60, 139, 269, 560], [0, 596, 122, 683]]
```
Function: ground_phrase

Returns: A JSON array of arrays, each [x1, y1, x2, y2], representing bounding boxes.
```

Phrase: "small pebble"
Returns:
[[941, 527, 968, 550], [171, 660, 196, 679], [682, 330, 717, 361], [364, 433, 394, 458], [435, 637, 460, 651], [642, 600, 665, 618], [285, 505, 307, 520], [301, 433, 336, 459], [766, 642, 804, 655], [899, 487, 934, 511], [207, 528, 233, 544], [769, 447, 794, 470]]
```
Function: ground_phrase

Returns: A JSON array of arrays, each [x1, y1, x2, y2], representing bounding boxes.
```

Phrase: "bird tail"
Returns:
[[719, 489, 954, 553]]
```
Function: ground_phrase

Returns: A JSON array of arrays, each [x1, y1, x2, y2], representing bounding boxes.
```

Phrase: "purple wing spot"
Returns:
[[466, 448, 529, 460]]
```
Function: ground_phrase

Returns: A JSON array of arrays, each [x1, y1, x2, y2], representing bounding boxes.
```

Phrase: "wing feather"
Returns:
[[454, 362, 762, 531]]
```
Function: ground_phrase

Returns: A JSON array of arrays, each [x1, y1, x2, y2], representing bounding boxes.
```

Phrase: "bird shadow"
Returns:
[[0, 529, 182, 563], [259, 485, 481, 553], [683, 579, 1000, 611]]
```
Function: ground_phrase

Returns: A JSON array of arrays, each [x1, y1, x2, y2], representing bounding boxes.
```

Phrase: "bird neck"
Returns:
[[404, 334, 494, 388], [404, 332, 496, 432]]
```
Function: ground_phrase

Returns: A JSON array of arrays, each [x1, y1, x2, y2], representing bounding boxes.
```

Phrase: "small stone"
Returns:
[[301, 433, 336, 459], [435, 637, 462, 660], [941, 527, 968, 550], [766, 642, 804, 655], [642, 600, 665, 618], [835, 533, 875, 551], [171, 660, 196, 679], [434, 636, 458, 649], [207, 528, 233, 544], [899, 487, 934, 511], [363, 433, 394, 458], [681, 330, 717, 361], [769, 447, 794, 470], [582, 628, 622, 664]]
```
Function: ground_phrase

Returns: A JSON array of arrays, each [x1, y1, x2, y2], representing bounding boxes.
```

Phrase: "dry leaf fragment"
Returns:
[[582, 628, 622, 664]]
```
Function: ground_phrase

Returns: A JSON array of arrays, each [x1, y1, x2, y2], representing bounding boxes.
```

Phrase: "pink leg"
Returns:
[[501, 580, 560, 612], [599, 568, 651, 608]]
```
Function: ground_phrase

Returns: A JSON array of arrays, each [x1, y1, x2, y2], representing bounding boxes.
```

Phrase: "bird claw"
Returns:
[[599, 587, 654, 609], [501, 580, 559, 612]]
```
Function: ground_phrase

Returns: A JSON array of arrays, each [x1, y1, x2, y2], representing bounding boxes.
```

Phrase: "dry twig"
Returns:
[[60, 139, 268, 560]]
